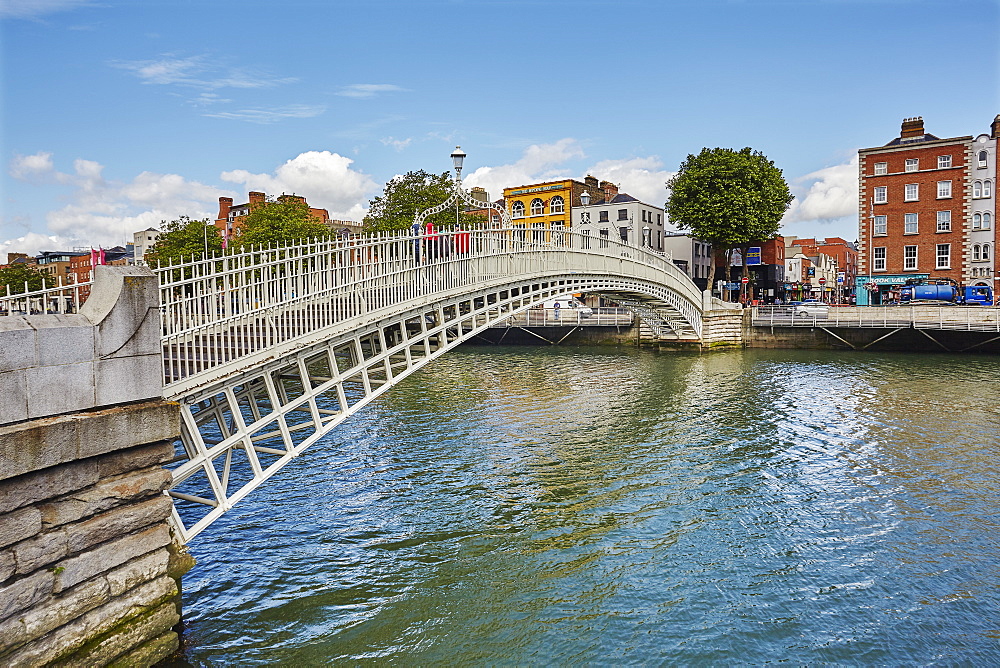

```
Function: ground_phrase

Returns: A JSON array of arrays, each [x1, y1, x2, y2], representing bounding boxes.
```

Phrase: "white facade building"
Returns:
[[571, 193, 666, 252], [132, 228, 160, 266]]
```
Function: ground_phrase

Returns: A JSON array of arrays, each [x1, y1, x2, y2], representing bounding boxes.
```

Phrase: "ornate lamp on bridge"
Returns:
[[412, 146, 512, 231], [451, 145, 466, 183]]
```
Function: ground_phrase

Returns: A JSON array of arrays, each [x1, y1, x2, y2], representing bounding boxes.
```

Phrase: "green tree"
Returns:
[[0, 263, 51, 295], [146, 216, 224, 266], [363, 169, 483, 233], [666, 147, 793, 297], [236, 196, 330, 247]]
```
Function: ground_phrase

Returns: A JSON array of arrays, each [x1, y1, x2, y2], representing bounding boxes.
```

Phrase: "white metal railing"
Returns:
[[751, 305, 1000, 332], [496, 307, 635, 328], [153, 225, 703, 395], [0, 277, 92, 315]]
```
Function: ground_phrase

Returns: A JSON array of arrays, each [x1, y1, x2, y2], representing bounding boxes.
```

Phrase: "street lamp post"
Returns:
[[451, 146, 466, 227]]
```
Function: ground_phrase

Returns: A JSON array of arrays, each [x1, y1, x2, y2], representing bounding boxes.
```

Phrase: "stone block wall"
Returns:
[[699, 309, 746, 347], [0, 402, 185, 666]]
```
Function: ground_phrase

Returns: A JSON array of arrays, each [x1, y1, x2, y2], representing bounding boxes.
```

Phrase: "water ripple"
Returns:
[[176, 347, 1000, 666]]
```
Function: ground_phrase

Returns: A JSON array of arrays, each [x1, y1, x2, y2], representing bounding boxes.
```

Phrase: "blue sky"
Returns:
[[2, 0, 998, 261]]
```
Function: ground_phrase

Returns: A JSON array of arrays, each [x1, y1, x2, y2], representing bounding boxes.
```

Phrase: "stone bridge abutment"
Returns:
[[0, 266, 190, 667]]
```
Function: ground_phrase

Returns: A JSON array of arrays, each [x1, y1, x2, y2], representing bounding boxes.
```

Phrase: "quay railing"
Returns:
[[751, 305, 1000, 332], [495, 307, 635, 328]]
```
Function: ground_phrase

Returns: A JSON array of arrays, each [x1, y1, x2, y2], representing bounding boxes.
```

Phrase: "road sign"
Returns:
[[741, 277, 749, 284], [819, 278, 827, 285]]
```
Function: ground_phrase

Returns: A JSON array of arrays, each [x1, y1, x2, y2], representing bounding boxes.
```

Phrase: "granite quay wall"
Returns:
[[0, 266, 190, 667]]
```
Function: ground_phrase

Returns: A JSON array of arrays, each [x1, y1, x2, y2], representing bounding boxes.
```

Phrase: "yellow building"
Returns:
[[503, 176, 618, 238]]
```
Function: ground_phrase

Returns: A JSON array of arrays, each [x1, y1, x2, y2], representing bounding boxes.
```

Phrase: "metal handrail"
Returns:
[[751, 305, 1000, 332]]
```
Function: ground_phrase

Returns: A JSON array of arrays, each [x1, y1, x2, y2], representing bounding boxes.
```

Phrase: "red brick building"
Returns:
[[858, 115, 998, 304], [215, 191, 331, 243]]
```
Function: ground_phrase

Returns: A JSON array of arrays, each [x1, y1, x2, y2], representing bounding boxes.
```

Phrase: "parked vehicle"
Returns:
[[537, 298, 593, 317], [963, 285, 994, 306], [793, 299, 829, 318], [899, 278, 994, 305]]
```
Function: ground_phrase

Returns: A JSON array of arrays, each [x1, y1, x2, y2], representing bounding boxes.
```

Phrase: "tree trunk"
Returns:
[[705, 246, 717, 297], [724, 249, 734, 301], [740, 244, 751, 305]]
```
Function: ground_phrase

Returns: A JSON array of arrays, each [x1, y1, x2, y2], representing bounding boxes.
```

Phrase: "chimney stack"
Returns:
[[584, 175, 599, 190], [992, 114, 1000, 139], [900, 116, 925, 139], [249, 191, 265, 208], [218, 197, 233, 221], [600, 180, 618, 201]]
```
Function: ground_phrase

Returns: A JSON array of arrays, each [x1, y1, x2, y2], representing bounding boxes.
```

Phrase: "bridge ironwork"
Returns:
[[147, 225, 704, 539]]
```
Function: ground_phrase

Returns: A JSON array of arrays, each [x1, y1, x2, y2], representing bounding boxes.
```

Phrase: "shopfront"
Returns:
[[855, 274, 928, 306]]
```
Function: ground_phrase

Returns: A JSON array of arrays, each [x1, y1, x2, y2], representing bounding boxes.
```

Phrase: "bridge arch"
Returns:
[[154, 227, 712, 540]]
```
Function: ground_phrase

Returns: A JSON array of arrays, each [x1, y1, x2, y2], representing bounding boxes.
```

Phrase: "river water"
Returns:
[[176, 346, 1000, 665]]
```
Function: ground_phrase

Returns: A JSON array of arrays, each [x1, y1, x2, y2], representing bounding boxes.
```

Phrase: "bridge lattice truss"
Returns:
[[156, 226, 705, 541]]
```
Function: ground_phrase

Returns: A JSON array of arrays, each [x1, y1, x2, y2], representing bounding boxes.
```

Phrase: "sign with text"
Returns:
[[745, 247, 762, 265]]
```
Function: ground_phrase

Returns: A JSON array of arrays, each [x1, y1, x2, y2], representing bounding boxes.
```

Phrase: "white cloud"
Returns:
[[9, 152, 56, 181], [220, 151, 378, 220], [784, 155, 859, 224], [114, 56, 296, 90], [336, 84, 407, 99], [1, 233, 81, 265], [202, 105, 325, 124], [380, 136, 413, 151], [464, 138, 584, 200], [584, 156, 674, 207], [2, 153, 224, 253], [0, 0, 94, 19]]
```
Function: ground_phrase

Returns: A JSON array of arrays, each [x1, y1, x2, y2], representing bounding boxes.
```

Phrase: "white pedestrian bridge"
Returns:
[[1, 226, 715, 541]]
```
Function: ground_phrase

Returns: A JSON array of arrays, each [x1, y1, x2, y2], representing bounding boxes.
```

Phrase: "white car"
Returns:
[[793, 300, 829, 317]]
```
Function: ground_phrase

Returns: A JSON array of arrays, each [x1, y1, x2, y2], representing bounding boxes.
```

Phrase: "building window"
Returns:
[[936, 210, 951, 232], [874, 186, 887, 204], [873, 215, 887, 235], [530, 198, 544, 216], [874, 162, 888, 175], [974, 181, 983, 198], [599, 228, 609, 248], [978, 150, 988, 168], [938, 155, 952, 169], [936, 244, 950, 269], [985, 180, 993, 197], [984, 244, 992, 261], [937, 181, 952, 198], [550, 196, 564, 213], [873, 247, 886, 271], [512, 201, 525, 218], [974, 213, 983, 229], [599, 210, 609, 223], [905, 158, 919, 172], [904, 183, 919, 201], [973, 244, 982, 261], [657, 214, 661, 225], [904, 245, 918, 270], [617, 209, 628, 221], [641, 210, 647, 222], [904, 213, 918, 234], [984, 213, 993, 229]]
